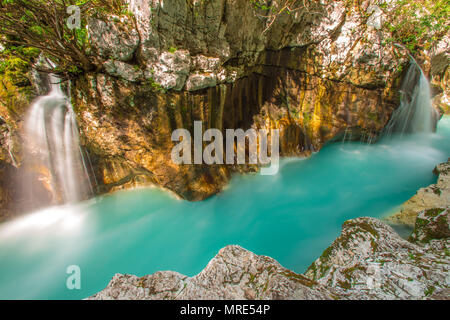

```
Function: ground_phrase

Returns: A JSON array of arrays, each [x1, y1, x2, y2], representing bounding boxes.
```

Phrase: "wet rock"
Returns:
[[430, 44, 450, 115], [386, 159, 450, 227], [0, 160, 52, 222]]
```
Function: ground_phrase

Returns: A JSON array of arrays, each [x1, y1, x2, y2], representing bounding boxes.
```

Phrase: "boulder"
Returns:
[[88, 245, 333, 300]]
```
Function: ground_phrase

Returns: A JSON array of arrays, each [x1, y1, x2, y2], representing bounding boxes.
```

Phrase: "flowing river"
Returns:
[[0, 116, 449, 299]]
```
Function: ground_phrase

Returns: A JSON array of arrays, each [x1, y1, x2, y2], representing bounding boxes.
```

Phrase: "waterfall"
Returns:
[[24, 74, 93, 204], [384, 60, 439, 137]]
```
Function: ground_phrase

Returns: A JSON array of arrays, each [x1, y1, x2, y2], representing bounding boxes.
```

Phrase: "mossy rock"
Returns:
[[409, 208, 450, 243]]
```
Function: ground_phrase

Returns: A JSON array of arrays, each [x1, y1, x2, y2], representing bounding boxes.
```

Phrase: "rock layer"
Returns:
[[75, 0, 408, 200]]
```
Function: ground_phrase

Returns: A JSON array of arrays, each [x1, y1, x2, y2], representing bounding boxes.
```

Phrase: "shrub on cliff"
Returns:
[[0, 0, 128, 79], [381, 0, 450, 53]]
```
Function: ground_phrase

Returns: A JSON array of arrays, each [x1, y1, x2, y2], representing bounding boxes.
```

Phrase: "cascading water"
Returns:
[[384, 59, 439, 137], [24, 74, 93, 204]]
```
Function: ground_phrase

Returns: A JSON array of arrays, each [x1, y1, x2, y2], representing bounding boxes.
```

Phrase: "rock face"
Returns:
[[88, 245, 333, 300], [90, 212, 450, 300], [74, 0, 408, 200], [386, 159, 450, 227], [305, 217, 449, 300], [430, 35, 450, 115], [409, 208, 450, 243]]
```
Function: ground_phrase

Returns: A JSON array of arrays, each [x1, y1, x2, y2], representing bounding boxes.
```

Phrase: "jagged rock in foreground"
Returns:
[[305, 216, 449, 300], [409, 208, 450, 243], [386, 158, 450, 227], [88, 245, 333, 300], [90, 213, 449, 300]]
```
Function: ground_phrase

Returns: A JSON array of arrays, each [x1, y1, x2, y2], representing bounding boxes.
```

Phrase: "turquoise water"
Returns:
[[0, 116, 449, 300]]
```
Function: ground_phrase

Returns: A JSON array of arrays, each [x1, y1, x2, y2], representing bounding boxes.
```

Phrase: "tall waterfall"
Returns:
[[384, 60, 439, 137], [25, 75, 93, 204]]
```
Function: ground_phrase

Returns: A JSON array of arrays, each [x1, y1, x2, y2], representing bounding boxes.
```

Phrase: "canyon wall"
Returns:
[[72, 0, 407, 200], [1, 0, 449, 218]]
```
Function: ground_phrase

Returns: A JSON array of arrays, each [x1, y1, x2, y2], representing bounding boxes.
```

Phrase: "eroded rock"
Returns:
[[409, 208, 450, 243], [76, 0, 408, 199], [305, 216, 449, 300], [88, 16, 140, 62], [91, 213, 450, 300], [88, 245, 333, 300], [386, 159, 450, 227]]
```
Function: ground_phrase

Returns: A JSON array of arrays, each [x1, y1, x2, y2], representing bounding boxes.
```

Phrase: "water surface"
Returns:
[[0, 116, 449, 299]]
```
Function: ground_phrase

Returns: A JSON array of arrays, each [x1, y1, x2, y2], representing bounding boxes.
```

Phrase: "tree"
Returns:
[[0, 0, 126, 78], [251, 0, 324, 34]]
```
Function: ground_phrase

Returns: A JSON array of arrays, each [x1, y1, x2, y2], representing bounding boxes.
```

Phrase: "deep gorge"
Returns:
[[0, 0, 448, 301]]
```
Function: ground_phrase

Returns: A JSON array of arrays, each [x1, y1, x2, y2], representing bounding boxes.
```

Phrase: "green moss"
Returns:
[[146, 77, 166, 93], [367, 112, 377, 121], [338, 279, 352, 290], [320, 246, 333, 260], [424, 208, 445, 218], [280, 270, 315, 288], [424, 286, 436, 297], [444, 248, 450, 256]]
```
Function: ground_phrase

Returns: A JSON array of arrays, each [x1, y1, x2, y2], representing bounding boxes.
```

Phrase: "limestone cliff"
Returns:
[[429, 35, 450, 116], [1, 0, 449, 214], [73, 0, 409, 200]]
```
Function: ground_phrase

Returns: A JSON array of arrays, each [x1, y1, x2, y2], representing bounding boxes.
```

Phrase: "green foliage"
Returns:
[[0, 45, 39, 88], [0, 0, 128, 79], [251, 0, 274, 12], [381, 0, 450, 53], [146, 77, 166, 94], [0, 72, 31, 124]]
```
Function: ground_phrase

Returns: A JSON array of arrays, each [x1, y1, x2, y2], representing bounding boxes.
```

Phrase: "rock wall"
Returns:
[[430, 48, 450, 116], [74, 0, 408, 200], [305, 216, 449, 299]]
